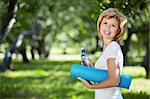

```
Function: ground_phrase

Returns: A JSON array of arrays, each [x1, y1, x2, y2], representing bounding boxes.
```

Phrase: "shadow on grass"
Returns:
[[123, 91, 149, 99], [0, 75, 93, 98], [12, 59, 80, 71]]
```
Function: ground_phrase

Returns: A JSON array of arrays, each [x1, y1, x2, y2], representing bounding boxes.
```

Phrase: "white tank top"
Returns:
[[94, 41, 123, 99]]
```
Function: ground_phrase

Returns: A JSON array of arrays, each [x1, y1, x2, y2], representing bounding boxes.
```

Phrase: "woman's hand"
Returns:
[[81, 58, 94, 68], [77, 78, 92, 89], [82, 58, 120, 89], [86, 58, 94, 67]]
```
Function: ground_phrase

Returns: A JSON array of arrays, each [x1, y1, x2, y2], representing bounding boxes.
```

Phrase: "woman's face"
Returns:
[[100, 17, 119, 41]]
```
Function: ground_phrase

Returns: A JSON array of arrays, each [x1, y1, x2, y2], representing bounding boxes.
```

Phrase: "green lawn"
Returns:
[[0, 60, 150, 99]]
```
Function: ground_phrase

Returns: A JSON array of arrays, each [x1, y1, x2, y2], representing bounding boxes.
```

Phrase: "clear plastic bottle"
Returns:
[[81, 48, 88, 66]]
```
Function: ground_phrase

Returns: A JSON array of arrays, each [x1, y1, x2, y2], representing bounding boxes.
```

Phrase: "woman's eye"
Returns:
[[112, 24, 116, 27], [103, 22, 107, 25]]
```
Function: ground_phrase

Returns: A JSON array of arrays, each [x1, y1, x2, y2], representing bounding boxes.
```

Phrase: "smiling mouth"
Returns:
[[104, 32, 111, 35]]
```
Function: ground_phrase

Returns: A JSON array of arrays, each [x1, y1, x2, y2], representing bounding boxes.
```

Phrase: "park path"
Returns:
[[0, 53, 81, 61], [48, 54, 81, 61]]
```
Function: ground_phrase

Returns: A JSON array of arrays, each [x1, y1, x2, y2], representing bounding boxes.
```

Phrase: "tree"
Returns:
[[0, 0, 18, 42]]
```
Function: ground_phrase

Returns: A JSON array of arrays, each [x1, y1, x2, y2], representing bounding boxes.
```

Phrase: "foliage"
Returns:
[[0, 0, 149, 65]]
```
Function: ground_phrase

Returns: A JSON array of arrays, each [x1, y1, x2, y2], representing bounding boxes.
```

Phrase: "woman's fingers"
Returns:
[[81, 59, 94, 68]]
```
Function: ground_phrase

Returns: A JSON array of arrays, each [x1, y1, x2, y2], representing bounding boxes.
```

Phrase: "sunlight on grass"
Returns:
[[130, 78, 150, 94], [123, 66, 146, 78], [1, 70, 49, 78]]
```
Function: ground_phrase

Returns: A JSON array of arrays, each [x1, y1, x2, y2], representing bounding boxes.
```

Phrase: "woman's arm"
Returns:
[[78, 58, 120, 89]]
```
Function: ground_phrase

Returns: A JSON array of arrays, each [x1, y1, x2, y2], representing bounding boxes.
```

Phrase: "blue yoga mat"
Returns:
[[70, 64, 132, 89]]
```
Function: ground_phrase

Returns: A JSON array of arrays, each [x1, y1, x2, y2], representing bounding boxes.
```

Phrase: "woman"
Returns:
[[78, 8, 127, 99]]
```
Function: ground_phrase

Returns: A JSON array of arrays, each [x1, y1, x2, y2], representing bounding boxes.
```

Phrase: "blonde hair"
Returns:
[[97, 8, 127, 43]]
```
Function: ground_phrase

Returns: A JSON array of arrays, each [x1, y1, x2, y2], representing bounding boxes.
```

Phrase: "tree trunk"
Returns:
[[121, 32, 133, 65], [121, 23, 149, 65], [37, 38, 49, 58], [141, 42, 150, 79], [96, 35, 99, 50], [31, 47, 35, 60], [3, 51, 13, 70], [63, 47, 67, 54], [18, 48, 29, 63], [0, 0, 18, 42]]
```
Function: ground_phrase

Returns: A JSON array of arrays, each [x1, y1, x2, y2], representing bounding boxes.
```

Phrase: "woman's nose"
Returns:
[[105, 24, 110, 31]]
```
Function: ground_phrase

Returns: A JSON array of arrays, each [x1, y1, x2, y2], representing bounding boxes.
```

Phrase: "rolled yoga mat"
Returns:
[[70, 64, 132, 89]]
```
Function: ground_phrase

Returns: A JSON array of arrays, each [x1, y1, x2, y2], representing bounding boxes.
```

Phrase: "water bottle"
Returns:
[[81, 48, 88, 66]]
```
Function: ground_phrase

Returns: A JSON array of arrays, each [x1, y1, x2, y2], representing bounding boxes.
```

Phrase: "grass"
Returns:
[[0, 59, 150, 99]]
